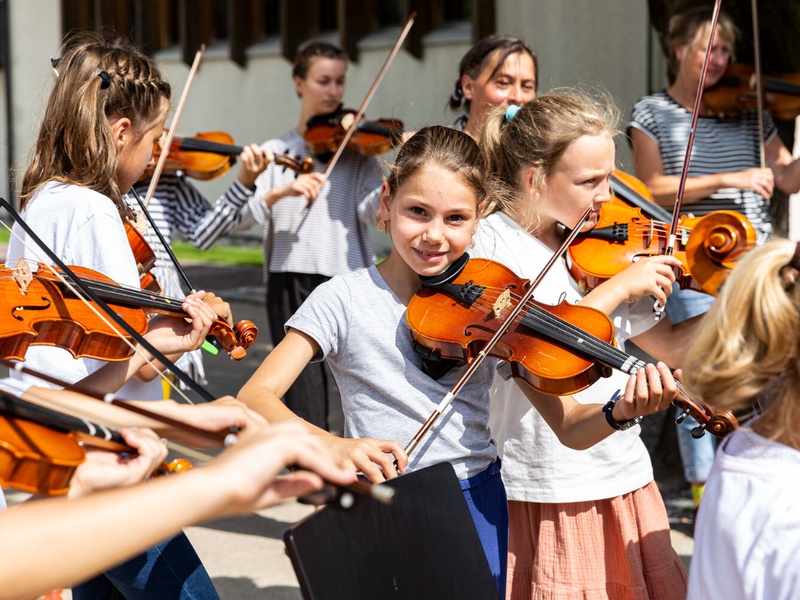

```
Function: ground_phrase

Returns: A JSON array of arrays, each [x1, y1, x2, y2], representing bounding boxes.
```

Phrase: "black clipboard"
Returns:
[[283, 462, 500, 599]]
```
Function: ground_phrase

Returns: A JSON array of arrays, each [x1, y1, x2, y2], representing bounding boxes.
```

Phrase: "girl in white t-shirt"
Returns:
[[5, 30, 256, 600], [237, 124, 680, 598], [684, 239, 800, 600], [477, 91, 701, 599]]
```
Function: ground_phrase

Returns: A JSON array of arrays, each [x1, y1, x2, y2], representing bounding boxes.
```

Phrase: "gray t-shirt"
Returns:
[[286, 265, 497, 479]]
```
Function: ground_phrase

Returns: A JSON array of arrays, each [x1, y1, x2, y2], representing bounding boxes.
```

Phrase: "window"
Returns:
[[60, 0, 494, 66]]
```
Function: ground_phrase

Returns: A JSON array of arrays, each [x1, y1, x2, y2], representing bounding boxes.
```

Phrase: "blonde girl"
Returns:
[[684, 239, 800, 600], [238, 124, 678, 598]]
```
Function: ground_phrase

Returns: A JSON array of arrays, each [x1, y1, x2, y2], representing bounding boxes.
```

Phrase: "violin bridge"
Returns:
[[646, 219, 654, 247], [493, 288, 512, 317], [12, 258, 33, 295], [131, 210, 149, 233], [340, 112, 355, 131]]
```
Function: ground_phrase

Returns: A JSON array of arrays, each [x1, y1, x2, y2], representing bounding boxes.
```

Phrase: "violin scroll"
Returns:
[[685, 210, 757, 295]]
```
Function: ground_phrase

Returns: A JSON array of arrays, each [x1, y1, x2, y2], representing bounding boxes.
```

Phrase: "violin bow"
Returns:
[[0, 358, 235, 448], [317, 13, 416, 185], [129, 186, 195, 294], [143, 44, 205, 208], [666, 0, 724, 255], [0, 198, 216, 403], [751, 0, 767, 168], [404, 207, 593, 459]]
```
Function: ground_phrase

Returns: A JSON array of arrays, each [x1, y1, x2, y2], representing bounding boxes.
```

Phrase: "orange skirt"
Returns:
[[506, 480, 687, 600]]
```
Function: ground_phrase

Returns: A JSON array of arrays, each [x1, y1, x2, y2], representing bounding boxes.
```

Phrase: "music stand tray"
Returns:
[[283, 462, 500, 600]]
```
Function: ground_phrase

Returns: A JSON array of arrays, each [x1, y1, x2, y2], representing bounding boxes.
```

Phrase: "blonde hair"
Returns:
[[20, 31, 171, 210], [480, 89, 619, 229], [683, 239, 800, 447]]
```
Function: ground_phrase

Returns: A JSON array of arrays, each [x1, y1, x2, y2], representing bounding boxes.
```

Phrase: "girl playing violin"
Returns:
[[683, 239, 800, 600], [233, 41, 384, 432], [4, 30, 236, 600], [449, 35, 538, 140], [476, 91, 698, 599], [236, 125, 679, 599], [629, 6, 800, 512]]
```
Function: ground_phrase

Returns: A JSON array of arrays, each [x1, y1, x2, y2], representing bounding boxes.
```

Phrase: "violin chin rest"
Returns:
[[419, 253, 470, 288]]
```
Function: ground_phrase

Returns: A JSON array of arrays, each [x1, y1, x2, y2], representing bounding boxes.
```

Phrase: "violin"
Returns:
[[566, 200, 757, 296], [123, 218, 160, 292], [143, 130, 315, 181], [304, 107, 404, 158], [1, 262, 257, 362], [406, 256, 738, 438], [704, 63, 800, 120]]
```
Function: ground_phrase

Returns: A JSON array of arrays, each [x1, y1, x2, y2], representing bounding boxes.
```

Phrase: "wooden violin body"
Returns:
[[704, 62, 800, 120], [143, 130, 314, 181], [0, 263, 257, 362], [0, 415, 85, 495], [567, 200, 757, 296], [304, 108, 404, 157], [407, 257, 738, 437]]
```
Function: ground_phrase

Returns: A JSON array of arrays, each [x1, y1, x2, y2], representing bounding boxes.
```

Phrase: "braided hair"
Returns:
[[20, 31, 171, 209]]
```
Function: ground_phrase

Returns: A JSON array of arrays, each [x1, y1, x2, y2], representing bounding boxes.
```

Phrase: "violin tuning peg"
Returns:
[[691, 424, 707, 439], [675, 409, 690, 424]]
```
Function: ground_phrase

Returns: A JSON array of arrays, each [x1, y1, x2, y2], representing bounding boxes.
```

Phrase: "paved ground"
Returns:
[[7, 259, 695, 598]]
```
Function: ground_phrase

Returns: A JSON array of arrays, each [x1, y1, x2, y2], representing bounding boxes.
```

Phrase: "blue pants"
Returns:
[[71, 532, 220, 600], [666, 286, 717, 484], [461, 460, 508, 600]]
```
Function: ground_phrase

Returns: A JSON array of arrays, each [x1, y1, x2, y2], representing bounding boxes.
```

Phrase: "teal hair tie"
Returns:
[[505, 104, 521, 121]]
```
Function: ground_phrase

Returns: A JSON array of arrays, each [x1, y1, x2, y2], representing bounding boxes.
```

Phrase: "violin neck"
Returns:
[[0, 391, 129, 449], [59, 272, 185, 316], [357, 120, 402, 141], [178, 137, 243, 157], [610, 173, 673, 223]]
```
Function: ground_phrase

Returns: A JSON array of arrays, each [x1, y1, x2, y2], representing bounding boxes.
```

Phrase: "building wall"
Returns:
[[1, 1, 663, 207]]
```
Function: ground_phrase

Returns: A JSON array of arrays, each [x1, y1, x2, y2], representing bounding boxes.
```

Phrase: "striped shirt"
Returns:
[[628, 90, 777, 240], [128, 174, 255, 384], [239, 129, 384, 283]]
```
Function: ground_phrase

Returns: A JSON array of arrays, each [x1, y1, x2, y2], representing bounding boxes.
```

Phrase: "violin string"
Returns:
[[463, 285, 702, 402], [0, 221, 195, 405]]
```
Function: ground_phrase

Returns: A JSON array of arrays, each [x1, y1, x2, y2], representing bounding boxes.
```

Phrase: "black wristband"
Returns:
[[602, 390, 642, 431]]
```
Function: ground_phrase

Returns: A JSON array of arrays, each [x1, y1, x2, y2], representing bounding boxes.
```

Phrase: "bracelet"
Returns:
[[602, 390, 642, 431]]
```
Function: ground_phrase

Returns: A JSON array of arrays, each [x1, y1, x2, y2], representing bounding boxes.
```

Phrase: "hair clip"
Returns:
[[505, 104, 521, 121], [50, 57, 62, 69], [98, 70, 112, 90]]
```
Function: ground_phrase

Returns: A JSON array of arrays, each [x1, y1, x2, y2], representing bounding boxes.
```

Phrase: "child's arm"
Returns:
[[579, 255, 681, 314], [514, 362, 677, 449], [237, 328, 408, 481]]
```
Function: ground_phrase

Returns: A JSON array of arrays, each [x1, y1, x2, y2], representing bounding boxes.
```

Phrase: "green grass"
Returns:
[[171, 240, 263, 267]]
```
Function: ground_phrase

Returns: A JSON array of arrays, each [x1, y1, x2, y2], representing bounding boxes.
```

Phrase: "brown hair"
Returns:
[[20, 31, 171, 210], [449, 36, 538, 113], [292, 41, 347, 80], [385, 125, 492, 210], [666, 6, 738, 83], [683, 239, 800, 448], [480, 89, 619, 228]]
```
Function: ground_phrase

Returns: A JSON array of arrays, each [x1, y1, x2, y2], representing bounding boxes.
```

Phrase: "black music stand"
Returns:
[[283, 462, 500, 600]]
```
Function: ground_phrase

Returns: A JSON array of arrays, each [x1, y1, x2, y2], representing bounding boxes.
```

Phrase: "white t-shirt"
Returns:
[[688, 427, 800, 600], [471, 211, 657, 502], [5, 181, 162, 400]]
